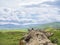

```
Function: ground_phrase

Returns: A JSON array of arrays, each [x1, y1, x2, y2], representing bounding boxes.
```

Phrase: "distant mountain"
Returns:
[[0, 22, 60, 29], [35, 22, 60, 29]]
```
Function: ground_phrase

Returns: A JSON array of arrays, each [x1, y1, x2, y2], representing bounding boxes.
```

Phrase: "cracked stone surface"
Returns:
[[19, 28, 57, 45]]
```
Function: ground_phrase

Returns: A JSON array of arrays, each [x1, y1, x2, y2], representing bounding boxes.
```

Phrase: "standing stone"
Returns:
[[19, 28, 57, 45]]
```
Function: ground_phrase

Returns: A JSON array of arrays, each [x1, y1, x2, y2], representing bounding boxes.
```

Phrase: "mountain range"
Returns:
[[0, 22, 60, 30]]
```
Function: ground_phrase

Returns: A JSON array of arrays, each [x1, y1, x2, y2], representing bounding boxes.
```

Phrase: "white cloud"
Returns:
[[0, 0, 55, 8], [0, 0, 59, 26], [0, 22, 20, 25], [19, 0, 47, 6]]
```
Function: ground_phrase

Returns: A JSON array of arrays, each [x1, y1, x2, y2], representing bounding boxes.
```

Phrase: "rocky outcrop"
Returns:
[[19, 28, 57, 45]]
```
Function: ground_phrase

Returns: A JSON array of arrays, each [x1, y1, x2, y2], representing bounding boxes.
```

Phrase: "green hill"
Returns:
[[0, 28, 60, 45], [34, 22, 60, 29]]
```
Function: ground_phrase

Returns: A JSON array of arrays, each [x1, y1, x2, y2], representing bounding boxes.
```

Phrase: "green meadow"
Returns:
[[0, 28, 60, 45], [0, 29, 27, 45]]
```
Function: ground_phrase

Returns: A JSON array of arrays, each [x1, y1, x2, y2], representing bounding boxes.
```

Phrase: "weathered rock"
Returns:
[[19, 28, 57, 45]]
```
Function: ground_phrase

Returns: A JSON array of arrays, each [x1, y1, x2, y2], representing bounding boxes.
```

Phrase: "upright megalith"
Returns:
[[19, 28, 57, 45]]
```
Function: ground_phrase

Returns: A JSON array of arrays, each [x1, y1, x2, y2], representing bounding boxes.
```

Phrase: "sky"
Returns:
[[0, 0, 60, 26]]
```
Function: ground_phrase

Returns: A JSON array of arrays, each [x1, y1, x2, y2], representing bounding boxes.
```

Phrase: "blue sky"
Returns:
[[0, 0, 60, 26]]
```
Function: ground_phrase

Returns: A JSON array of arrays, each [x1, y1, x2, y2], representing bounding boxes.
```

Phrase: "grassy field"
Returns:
[[0, 28, 60, 45], [46, 28, 60, 45], [0, 29, 27, 45]]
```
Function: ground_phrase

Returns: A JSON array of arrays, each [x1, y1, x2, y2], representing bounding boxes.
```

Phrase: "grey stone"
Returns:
[[19, 28, 57, 45]]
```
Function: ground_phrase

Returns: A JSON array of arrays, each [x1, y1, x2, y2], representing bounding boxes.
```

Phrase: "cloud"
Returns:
[[42, 0, 60, 8], [0, 0, 55, 8], [0, 4, 59, 25], [0, 22, 20, 25], [0, 0, 60, 26]]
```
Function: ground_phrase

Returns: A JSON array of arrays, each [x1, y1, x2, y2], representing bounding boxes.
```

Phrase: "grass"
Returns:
[[0, 30, 27, 45], [49, 30, 60, 45], [46, 28, 60, 45], [0, 28, 60, 45]]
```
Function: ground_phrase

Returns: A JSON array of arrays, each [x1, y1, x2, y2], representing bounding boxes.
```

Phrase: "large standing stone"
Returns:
[[19, 28, 57, 45]]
